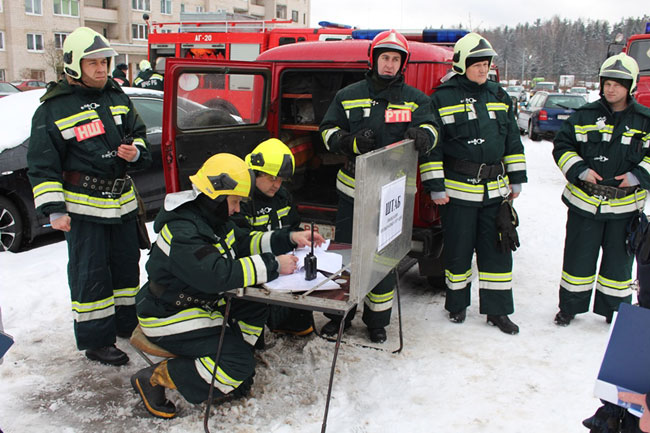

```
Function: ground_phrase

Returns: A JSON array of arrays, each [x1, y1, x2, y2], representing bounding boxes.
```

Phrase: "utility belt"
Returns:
[[444, 156, 505, 181], [577, 180, 638, 200], [62, 170, 131, 197], [149, 280, 220, 311]]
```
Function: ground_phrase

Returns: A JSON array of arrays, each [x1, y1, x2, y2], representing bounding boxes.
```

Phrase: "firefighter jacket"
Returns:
[[231, 186, 301, 233], [111, 68, 130, 87], [427, 74, 528, 207], [137, 195, 297, 339], [319, 71, 438, 199], [27, 78, 151, 224], [552, 98, 650, 220], [133, 69, 164, 90]]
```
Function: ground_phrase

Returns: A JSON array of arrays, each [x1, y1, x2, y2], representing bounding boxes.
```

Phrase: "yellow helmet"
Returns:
[[452, 32, 497, 75], [599, 53, 640, 96], [245, 138, 295, 179], [139, 59, 152, 71], [189, 153, 254, 200], [62, 27, 117, 79]]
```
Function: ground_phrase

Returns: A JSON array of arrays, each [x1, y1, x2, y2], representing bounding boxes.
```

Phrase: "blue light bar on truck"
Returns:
[[351, 29, 388, 40], [318, 21, 352, 29], [646, 22, 650, 33], [422, 29, 469, 43]]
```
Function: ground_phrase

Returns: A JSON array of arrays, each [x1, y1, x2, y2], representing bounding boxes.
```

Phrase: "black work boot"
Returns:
[[85, 345, 129, 366], [554, 310, 575, 327], [449, 308, 466, 323], [368, 327, 387, 343], [270, 310, 314, 337], [320, 319, 351, 337], [131, 363, 177, 419], [487, 315, 519, 335]]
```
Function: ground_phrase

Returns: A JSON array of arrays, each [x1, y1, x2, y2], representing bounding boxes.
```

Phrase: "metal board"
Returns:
[[349, 139, 417, 304]]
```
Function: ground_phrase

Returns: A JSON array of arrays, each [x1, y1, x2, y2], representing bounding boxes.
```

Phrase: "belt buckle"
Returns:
[[111, 178, 126, 195]]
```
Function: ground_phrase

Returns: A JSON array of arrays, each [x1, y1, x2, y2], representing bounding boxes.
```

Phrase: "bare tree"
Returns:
[[43, 41, 64, 78]]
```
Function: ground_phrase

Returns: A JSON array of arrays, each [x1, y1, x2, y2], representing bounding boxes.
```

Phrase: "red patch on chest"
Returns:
[[74, 119, 105, 141], [384, 109, 412, 123]]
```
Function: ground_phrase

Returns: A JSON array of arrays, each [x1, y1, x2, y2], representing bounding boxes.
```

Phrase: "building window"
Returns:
[[276, 5, 286, 19], [196, 6, 204, 12], [161, 0, 171, 14], [27, 33, 44, 51], [0, 70, 5, 81], [132, 0, 150, 11], [53, 0, 79, 16], [0, 31, 4, 50], [0, 1, 3, 13], [180, 3, 184, 13], [291, 10, 298, 22], [303, 13, 306, 25], [132, 24, 148, 40], [54, 32, 68, 49], [25, 0, 42, 15]]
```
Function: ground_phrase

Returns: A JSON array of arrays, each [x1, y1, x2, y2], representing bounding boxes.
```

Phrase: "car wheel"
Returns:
[[528, 120, 540, 141], [0, 196, 24, 252]]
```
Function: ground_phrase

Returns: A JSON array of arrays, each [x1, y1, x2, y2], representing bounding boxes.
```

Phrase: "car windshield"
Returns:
[[545, 95, 586, 109], [534, 83, 555, 91], [569, 87, 586, 94], [507, 86, 523, 92], [0, 83, 19, 93]]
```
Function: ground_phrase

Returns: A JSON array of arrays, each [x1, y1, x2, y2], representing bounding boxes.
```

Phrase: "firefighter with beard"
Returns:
[[552, 53, 650, 327], [130, 153, 324, 418], [26, 27, 152, 365], [231, 138, 314, 336], [427, 32, 527, 334], [319, 30, 438, 343]]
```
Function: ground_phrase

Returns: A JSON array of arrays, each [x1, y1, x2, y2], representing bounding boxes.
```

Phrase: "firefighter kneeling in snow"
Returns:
[[553, 53, 650, 326], [231, 138, 315, 336], [130, 153, 324, 418]]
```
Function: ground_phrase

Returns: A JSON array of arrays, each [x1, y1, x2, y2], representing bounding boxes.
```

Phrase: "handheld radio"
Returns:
[[304, 222, 317, 281]]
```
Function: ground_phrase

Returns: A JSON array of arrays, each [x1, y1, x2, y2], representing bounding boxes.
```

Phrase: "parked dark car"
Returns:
[[517, 91, 587, 141], [0, 82, 21, 98], [0, 87, 167, 252]]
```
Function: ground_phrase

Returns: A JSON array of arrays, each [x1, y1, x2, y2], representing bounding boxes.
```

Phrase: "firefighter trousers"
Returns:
[[441, 201, 514, 315], [325, 193, 394, 329], [156, 299, 268, 404], [64, 217, 140, 350], [558, 210, 633, 317]]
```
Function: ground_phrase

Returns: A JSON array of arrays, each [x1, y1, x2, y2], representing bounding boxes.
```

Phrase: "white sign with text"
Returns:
[[378, 175, 406, 251]]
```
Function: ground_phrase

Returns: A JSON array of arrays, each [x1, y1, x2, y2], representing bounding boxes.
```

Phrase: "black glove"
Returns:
[[338, 128, 376, 155], [625, 211, 649, 258], [404, 127, 432, 155], [495, 199, 520, 253]]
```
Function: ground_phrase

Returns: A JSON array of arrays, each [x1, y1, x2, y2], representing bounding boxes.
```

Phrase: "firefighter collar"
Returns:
[[164, 188, 201, 211]]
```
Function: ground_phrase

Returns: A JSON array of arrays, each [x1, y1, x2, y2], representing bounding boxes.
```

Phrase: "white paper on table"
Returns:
[[262, 270, 340, 292], [291, 239, 343, 273]]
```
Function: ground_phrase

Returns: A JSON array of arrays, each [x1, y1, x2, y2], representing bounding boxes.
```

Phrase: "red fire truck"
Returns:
[[160, 31, 465, 287], [623, 22, 650, 108], [145, 16, 354, 74]]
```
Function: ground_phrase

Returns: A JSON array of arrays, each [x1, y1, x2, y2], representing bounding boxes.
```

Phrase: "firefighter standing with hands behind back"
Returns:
[[552, 53, 650, 327], [319, 30, 438, 343], [427, 32, 527, 334], [27, 27, 152, 365]]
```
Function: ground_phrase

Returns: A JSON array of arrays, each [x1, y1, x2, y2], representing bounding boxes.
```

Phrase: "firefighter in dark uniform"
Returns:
[[130, 153, 324, 418], [553, 53, 650, 326], [111, 63, 130, 87], [231, 138, 314, 336], [319, 30, 438, 343], [427, 32, 527, 334], [26, 27, 152, 365], [133, 59, 164, 90]]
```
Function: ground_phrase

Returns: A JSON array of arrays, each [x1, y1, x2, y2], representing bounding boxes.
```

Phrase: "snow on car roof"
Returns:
[[0, 86, 164, 154]]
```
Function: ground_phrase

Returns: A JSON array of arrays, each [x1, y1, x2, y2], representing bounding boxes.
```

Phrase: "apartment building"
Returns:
[[0, 0, 310, 83]]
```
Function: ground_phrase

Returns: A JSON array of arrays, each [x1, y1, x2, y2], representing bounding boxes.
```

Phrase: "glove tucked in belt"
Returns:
[[62, 170, 131, 195]]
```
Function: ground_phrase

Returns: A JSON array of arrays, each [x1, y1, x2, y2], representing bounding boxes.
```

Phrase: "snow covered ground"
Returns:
[[0, 137, 624, 433]]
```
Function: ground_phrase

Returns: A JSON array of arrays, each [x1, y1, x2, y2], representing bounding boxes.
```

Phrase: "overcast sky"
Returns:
[[309, 0, 649, 30]]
